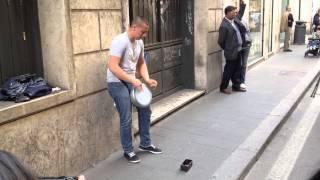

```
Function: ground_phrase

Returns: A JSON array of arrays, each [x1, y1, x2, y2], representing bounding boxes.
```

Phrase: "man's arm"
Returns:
[[136, 55, 157, 88], [136, 56, 149, 82], [107, 56, 142, 87], [237, 0, 246, 20]]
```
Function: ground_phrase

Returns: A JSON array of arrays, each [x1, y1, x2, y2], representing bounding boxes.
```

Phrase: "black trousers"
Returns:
[[220, 52, 242, 90]]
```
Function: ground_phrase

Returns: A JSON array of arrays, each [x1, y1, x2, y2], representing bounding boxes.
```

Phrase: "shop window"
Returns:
[[249, 0, 263, 60], [268, 0, 274, 52]]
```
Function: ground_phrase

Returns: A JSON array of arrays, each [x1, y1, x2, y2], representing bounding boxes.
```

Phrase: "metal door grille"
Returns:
[[129, 0, 182, 46]]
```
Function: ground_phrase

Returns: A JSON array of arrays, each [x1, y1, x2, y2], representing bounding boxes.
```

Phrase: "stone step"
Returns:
[[133, 89, 205, 134]]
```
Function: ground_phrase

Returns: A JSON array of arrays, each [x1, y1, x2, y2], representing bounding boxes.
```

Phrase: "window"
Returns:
[[0, 0, 43, 83], [249, 0, 263, 60], [129, 0, 182, 46]]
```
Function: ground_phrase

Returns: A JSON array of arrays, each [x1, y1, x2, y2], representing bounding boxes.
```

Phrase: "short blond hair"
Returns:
[[130, 16, 149, 27]]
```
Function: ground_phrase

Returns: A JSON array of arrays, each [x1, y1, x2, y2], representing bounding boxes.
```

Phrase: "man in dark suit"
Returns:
[[218, 5, 247, 94]]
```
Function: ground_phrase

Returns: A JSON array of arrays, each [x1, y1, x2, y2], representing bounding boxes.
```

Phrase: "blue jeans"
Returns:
[[108, 81, 152, 153]]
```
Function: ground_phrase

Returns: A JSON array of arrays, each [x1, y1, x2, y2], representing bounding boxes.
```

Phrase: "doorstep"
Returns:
[[133, 89, 205, 134]]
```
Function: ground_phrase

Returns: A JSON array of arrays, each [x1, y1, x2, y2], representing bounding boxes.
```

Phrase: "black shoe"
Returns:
[[232, 87, 247, 92], [220, 88, 231, 94], [124, 152, 141, 163], [139, 145, 163, 154], [284, 49, 292, 52]]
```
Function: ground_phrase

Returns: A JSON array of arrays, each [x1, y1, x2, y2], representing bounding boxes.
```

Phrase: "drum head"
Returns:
[[130, 83, 152, 108]]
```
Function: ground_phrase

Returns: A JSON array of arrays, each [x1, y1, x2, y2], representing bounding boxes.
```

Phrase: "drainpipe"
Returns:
[[299, 0, 301, 20]]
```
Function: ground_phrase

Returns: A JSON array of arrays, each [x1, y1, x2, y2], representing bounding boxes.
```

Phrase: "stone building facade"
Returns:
[[194, 0, 224, 91], [0, 0, 314, 176], [0, 0, 126, 176]]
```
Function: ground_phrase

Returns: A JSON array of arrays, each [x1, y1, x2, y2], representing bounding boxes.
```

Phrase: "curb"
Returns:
[[209, 62, 320, 180]]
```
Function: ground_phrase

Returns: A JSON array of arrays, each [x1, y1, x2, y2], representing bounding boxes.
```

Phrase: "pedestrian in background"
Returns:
[[107, 16, 162, 163], [312, 26, 320, 39], [238, 0, 251, 89], [281, 5, 294, 52], [312, 9, 320, 32], [218, 5, 247, 94]]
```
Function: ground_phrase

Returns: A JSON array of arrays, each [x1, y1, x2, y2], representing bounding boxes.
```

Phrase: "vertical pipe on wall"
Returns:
[[299, 0, 301, 20], [262, 0, 265, 56]]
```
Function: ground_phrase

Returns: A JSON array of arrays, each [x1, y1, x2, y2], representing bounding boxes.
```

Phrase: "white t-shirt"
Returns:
[[107, 32, 144, 82]]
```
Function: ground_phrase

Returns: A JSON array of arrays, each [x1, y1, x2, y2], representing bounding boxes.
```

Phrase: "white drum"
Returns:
[[130, 83, 152, 108]]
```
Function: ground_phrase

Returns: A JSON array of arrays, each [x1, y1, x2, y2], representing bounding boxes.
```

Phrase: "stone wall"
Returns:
[[207, 0, 224, 91], [70, 0, 123, 96], [1, 0, 309, 177], [0, 0, 128, 176], [194, 0, 223, 91], [0, 92, 120, 176]]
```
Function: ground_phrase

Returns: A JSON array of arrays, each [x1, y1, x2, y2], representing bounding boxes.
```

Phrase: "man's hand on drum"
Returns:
[[146, 79, 158, 89]]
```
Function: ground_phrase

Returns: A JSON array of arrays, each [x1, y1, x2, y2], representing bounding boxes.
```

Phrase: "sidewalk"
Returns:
[[82, 45, 320, 180]]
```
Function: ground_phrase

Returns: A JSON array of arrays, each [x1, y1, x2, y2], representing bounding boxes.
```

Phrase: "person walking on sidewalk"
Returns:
[[218, 5, 247, 94], [312, 8, 320, 32], [281, 5, 294, 52], [107, 16, 162, 163]]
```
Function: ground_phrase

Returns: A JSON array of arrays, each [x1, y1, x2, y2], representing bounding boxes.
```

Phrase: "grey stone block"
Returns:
[[70, 0, 121, 10], [38, 0, 74, 89], [74, 52, 108, 97], [71, 12, 100, 54], [215, 11, 223, 31], [207, 53, 222, 91], [208, 0, 218, 9], [100, 11, 123, 50], [208, 10, 215, 31]]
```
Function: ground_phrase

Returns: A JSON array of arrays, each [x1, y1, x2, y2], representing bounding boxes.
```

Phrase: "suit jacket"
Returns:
[[218, 17, 246, 60]]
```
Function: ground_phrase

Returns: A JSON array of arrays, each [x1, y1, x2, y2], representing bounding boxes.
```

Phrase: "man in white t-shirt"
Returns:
[[107, 16, 162, 163]]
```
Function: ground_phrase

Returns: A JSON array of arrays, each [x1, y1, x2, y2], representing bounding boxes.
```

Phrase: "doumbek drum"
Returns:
[[130, 83, 152, 108]]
